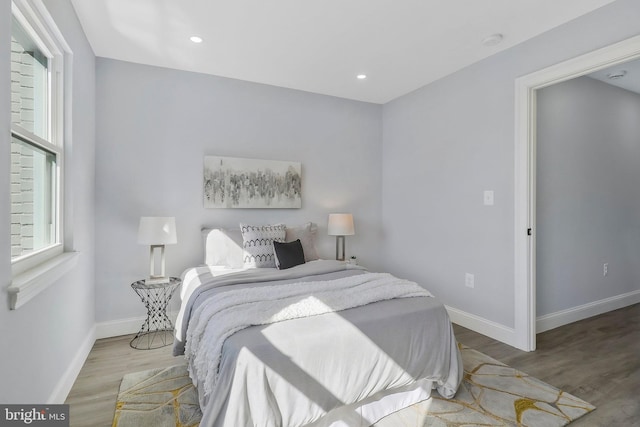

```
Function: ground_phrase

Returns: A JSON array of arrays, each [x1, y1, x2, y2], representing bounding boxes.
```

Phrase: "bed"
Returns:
[[173, 224, 462, 427]]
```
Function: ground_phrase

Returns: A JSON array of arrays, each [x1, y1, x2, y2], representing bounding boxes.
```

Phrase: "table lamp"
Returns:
[[328, 213, 355, 261]]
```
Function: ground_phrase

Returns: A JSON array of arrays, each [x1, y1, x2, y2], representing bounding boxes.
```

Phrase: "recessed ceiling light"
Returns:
[[482, 33, 504, 47], [356, 74, 367, 80], [190, 36, 203, 43]]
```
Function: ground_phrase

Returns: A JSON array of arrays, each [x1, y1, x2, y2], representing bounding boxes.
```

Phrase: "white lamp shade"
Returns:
[[328, 213, 355, 236], [138, 217, 177, 245]]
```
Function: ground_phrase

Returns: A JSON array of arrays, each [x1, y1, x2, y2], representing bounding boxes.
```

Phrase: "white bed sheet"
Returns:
[[174, 261, 462, 427]]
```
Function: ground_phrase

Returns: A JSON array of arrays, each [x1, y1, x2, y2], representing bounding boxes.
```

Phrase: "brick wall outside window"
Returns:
[[10, 37, 36, 258]]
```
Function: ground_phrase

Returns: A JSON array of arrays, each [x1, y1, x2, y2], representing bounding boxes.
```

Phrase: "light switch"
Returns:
[[483, 190, 494, 206], [465, 273, 475, 288]]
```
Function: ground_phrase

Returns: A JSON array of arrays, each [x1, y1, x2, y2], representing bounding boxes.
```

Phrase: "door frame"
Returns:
[[513, 35, 640, 351]]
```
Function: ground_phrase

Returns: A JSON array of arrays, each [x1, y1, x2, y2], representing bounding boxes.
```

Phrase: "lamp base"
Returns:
[[147, 244, 168, 284], [144, 276, 170, 285], [335, 235, 346, 261]]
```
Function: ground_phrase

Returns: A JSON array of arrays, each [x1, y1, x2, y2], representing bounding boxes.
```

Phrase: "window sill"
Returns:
[[8, 251, 80, 310]]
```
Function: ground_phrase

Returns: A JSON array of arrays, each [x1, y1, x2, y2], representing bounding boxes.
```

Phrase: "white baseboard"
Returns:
[[536, 289, 640, 333], [95, 311, 179, 340], [55, 294, 638, 403], [48, 325, 96, 404], [95, 315, 146, 339], [445, 305, 518, 349], [49, 311, 180, 403], [46, 293, 639, 405], [446, 291, 640, 349]]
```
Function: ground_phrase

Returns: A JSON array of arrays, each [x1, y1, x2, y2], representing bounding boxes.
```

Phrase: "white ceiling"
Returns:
[[70, 0, 617, 104], [588, 59, 640, 94]]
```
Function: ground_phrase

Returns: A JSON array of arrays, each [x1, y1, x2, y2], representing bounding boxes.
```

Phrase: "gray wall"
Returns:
[[2, 0, 639, 403], [536, 76, 640, 316], [382, 0, 640, 327], [0, 0, 95, 403], [95, 59, 382, 323]]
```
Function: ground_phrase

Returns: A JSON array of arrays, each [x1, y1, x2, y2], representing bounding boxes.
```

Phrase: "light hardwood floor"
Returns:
[[454, 303, 640, 426], [66, 304, 639, 426], [65, 335, 179, 426]]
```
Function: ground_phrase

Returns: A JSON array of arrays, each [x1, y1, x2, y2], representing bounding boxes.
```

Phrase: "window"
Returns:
[[8, 0, 75, 309], [10, 7, 63, 272], [11, 133, 58, 258]]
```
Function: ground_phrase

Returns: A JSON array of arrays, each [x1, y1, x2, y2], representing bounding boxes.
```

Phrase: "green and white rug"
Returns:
[[113, 345, 594, 427]]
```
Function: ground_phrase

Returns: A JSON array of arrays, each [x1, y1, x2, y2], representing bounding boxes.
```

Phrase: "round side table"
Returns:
[[130, 277, 181, 350]]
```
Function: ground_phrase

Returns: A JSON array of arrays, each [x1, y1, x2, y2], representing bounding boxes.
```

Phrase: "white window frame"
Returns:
[[10, 127, 64, 274], [8, 0, 77, 309]]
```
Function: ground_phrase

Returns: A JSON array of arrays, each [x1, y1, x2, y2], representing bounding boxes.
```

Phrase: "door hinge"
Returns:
[[527, 228, 532, 236]]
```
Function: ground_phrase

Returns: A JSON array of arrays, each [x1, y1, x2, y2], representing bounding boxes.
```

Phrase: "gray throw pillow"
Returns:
[[240, 224, 286, 268]]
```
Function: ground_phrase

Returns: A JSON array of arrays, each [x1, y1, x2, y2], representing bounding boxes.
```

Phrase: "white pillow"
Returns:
[[285, 222, 319, 262], [240, 224, 286, 268], [202, 228, 244, 268]]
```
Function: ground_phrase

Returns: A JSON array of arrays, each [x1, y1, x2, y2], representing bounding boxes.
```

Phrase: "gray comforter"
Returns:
[[174, 260, 462, 427]]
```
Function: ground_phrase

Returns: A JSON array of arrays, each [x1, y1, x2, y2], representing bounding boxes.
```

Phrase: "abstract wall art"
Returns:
[[203, 156, 302, 208]]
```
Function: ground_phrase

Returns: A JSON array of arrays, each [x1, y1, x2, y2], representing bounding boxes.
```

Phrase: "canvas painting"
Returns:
[[204, 156, 302, 208]]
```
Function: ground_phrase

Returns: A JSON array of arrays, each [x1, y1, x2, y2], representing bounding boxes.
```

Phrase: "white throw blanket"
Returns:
[[185, 272, 432, 400]]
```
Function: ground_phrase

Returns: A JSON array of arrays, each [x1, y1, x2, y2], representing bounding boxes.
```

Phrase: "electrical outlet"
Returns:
[[483, 190, 494, 206], [465, 273, 475, 288], [603, 263, 608, 277]]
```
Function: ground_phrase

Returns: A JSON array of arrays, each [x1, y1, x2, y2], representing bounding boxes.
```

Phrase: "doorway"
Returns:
[[513, 35, 640, 351]]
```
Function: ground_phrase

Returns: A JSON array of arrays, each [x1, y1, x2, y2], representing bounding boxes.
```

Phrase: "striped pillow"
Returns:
[[240, 224, 286, 268]]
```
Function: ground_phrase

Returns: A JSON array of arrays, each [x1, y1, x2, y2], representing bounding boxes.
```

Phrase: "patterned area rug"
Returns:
[[112, 345, 594, 427]]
